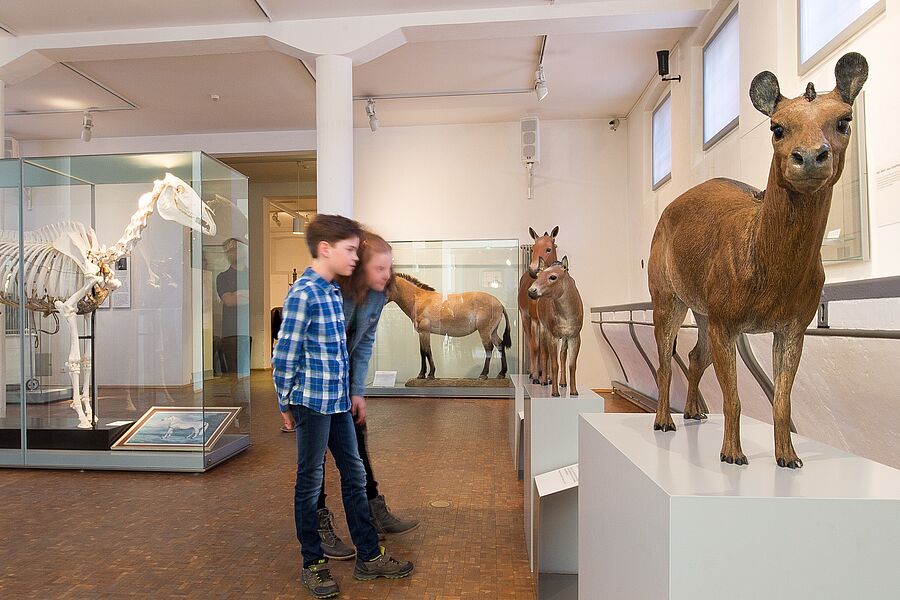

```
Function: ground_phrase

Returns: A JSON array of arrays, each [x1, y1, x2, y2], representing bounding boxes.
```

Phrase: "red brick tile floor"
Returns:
[[0, 373, 645, 599]]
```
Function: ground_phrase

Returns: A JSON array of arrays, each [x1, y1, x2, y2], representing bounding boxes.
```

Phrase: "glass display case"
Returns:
[[0, 152, 249, 471], [366, 239, 520, 396]]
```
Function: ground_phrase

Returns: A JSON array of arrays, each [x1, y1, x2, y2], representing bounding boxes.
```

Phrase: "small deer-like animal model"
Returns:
[[0, 173, 216, 428], [528, 256, 584, 397], [648, 52, 868, 468], [517, 226, 559, 384]]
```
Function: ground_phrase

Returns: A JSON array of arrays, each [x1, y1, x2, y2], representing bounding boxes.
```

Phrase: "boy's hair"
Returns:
[[306, 214, 362, 257]]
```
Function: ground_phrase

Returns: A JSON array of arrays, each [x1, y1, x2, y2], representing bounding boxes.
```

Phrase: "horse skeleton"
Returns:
[[0, 173, 216, 428]]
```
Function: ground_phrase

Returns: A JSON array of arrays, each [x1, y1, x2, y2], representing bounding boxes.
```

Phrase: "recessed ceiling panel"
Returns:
[[5, 63, 133, 114], [0, 0, 265, 35], [265, 1, 547, 21]]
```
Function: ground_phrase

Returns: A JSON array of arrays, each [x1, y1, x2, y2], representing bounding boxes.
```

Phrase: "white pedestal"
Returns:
[[579, 413, 900, 600], [510, 374, 527, 470], [524, 383, 603, 572]]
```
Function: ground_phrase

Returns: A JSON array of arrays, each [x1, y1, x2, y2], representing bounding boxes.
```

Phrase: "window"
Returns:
[[652, 94, 672, 190], [703, 8, 739, 149], [799, 0, 883, 71]]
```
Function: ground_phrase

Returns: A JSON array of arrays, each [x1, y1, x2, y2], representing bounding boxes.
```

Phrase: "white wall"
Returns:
[[624, 0, 900, 304], [354, 120, 630, 390]]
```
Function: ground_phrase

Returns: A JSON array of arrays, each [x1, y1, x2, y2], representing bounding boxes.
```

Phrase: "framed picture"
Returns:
[[111, 406, 241, 451]]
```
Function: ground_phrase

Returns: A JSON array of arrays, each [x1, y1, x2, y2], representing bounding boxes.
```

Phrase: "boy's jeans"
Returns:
[[289, 404, 381, 567]]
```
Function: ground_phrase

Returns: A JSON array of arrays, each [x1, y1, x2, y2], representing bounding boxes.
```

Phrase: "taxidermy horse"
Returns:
[[0, 173, 215, 428], [517, 226, 559, 383], [389, 273, 512, 379], [528, 256, 583, 397], [648, 52, 868, 468]]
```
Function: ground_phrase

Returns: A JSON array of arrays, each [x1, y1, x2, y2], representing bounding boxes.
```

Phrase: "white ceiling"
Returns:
[[0, 1, 698, 141]]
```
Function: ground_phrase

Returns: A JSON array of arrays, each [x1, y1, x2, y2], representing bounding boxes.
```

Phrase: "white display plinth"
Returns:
[[510, 374, 527, 470], [579, 413, 900, 600], [523, 381, 603, 572]]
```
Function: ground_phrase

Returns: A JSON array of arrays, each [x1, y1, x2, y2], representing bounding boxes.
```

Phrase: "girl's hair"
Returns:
[[336, 230, 393, 304]]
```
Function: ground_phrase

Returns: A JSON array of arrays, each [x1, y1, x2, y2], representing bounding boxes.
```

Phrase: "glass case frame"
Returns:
[[0, 152, 250, 471], [365, 238, 520, 397]]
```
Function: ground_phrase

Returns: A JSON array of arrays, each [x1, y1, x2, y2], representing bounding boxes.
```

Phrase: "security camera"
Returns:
[[608, 118, 620, 131]]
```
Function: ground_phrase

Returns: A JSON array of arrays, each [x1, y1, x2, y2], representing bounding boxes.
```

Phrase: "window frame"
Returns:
[[797, 0, 885, 75], [702, 6, 740, 151], [651, 92, 673, 191]]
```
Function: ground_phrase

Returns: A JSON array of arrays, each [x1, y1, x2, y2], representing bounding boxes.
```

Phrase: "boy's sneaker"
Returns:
[[353, 546, 414, 581], [369, 495, 419, 536], [301, 559, 339, 599], [317, 508, 356, 560]]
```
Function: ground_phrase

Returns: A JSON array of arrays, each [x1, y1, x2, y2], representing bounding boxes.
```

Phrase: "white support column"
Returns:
[[315, 55, 354, 217]]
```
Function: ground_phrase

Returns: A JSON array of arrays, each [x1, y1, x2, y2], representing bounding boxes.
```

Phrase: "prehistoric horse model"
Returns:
[[0, 173, 216, 428], [648, 52, 868, 468], [517, 226, 559, 384], [389, 273, 512, 380], [528, 256, 583, 397]]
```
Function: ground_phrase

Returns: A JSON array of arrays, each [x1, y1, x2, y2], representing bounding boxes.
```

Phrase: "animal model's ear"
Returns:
[[529, 227, 538, 240], [834, 52, 868, 105], [749, 70, 785, 117], [551, 225, 559, 238], [561, 256, 569, 271]]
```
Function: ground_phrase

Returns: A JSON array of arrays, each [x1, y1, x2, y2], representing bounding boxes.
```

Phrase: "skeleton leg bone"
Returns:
[[54, 275, 101, 428]]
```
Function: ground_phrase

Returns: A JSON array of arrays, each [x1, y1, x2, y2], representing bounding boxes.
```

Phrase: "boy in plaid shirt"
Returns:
[[273, 215, 413, 598]]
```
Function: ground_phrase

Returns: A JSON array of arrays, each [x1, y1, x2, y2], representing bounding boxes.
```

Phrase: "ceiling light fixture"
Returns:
[[365, 98, 379, 132], [80, 111, 93, 142]]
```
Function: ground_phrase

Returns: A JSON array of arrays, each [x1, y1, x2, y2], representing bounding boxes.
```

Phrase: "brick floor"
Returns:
[[0, 371, 535, 599]]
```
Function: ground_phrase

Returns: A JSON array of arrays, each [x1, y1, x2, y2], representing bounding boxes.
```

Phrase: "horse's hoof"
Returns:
[[427, 375, 436, 380], [560, 383, 567, 388], [551, 391, 560, 397], [684, 412, 707, 421], [531, 379, 540, 384], [570, 391, 579, 397], [653, 420, 676, 432], [478, 375, 488, 380]]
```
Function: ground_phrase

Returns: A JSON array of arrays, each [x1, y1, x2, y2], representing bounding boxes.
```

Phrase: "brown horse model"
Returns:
[[528, 256, 583, 397], [518, 226, 559, 383], [648, 52, 868, 468], [389, 273, 512, 379]]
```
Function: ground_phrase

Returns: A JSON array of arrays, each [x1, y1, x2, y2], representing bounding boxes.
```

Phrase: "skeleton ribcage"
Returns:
[[0, 221, 105, 315]]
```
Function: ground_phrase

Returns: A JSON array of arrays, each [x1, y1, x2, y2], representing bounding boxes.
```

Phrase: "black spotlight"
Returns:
[[657, 50, 681, 82]]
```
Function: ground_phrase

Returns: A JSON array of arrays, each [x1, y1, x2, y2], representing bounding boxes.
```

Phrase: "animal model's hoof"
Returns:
[[478, 374, 488, 380], [551, 391, 560, 397], [570, 390, 579, 397], [720, 452, 749, 465], [684, 412, 708, 421], [427, 375, 436, 380], [77, 421, 92, 429], [776, 456, 803, 469], [560, 383, 567, 388], [653, 418, 676, 432]]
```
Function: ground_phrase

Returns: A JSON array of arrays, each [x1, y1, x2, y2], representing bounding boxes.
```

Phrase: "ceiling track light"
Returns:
[[365, 98, 379, 132], [534, 65, 549, 102], [81, 111, 93, 142]]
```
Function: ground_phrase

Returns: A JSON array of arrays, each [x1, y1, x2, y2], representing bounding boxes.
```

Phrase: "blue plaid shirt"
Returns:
[[272, 267, 350, 414]]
